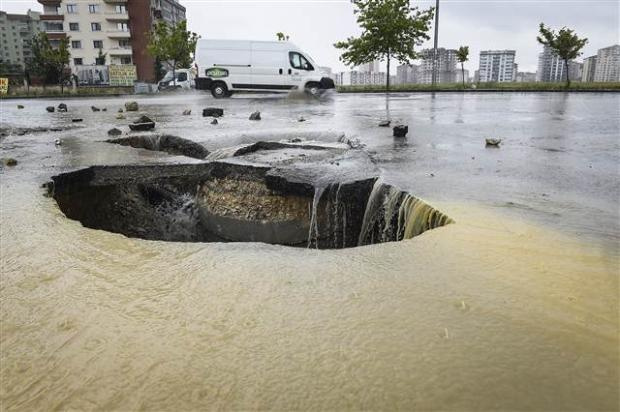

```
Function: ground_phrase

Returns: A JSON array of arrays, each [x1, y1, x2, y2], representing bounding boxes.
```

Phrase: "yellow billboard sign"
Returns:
[[0, 78, 8, 95], [109, 65, 136, 87]]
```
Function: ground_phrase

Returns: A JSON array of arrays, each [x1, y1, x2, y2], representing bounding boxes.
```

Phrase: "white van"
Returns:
[[157, 68, 195, 91], [194, 39, 335, 98]]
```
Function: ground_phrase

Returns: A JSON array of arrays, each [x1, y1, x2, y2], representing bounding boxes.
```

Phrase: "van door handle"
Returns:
[[279, 68, 283, 75], [288, 69, 292, 75]]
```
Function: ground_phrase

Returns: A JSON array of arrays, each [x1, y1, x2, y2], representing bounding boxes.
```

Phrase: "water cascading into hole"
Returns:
[[356, 181, 454, 247], [307, 185, 326, 249]]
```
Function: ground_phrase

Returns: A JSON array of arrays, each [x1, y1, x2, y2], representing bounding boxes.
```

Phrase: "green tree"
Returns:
[[537, 23, 588, 88], [276, 32, 290, 41], [147, 20, 199, 85], [334, 0, 434, 90], [27, 32, 70, 92], [456, 45, 469, 87]]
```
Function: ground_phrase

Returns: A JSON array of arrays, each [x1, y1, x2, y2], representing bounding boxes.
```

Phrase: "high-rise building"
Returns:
[[0, 10, 42, 68], [593, 45, 620, 82], [515, 72, 536, 83], [536, 45, 582, 83], [477, 50, 516, 83], [395, 64, 419, 85], [418, 48, 457, 84], [455, 69, 469, 84], [357, 60, 380, 73], [582, 55, 597, 82], [335, 70, 386, 86], [37, 0, 186, 82]]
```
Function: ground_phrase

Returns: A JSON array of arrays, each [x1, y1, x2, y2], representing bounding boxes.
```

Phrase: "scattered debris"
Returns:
[[203, 107, 223, 117], [249, 111, 261, 121], [91, 106, 101, 112], [57, 103, 68, 112], [102, 108, 107, 112], [107, 127, 122, 137], [118, 108, 124, 113], [210, 118, 218, 125], [2, 158, 18, 167], [298, 116, 306, 122], [393, 125, 408, 138], [17, 105, 24, 109], [46, 106, 55, 113], [106, 134, 210, 159], [485, 138, 501, 147], [55, 139, 62, 146], [116, 113, 125, 120], [71, 118, 83, 123], [182, 109, 192, 115], [378, 120, 391, 127], [129, 115, 155, 131], [125, 101, 139, 111]]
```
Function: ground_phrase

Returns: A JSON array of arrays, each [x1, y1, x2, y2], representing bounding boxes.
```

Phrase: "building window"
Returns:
[[118, 39, 130, 48], [115, 5, 127, 13], [66, 4, 78, 13], [91, 22, 101, 31], [120, 56, 132, 64], [71, 40, 81, 49], [69, 23, 79, 31], [93, 40, 103, 48], [116, 22, 129, 32], [74, 58, 83, 65], [44, 22, 63, 32], [88, 4, 99, 13]]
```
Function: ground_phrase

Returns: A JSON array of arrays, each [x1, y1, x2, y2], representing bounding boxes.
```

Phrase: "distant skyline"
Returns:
[[2, 0, 618, 73]]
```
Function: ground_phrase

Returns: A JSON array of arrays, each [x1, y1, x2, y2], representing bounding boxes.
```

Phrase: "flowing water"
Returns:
[[1, 91, 618, 410]]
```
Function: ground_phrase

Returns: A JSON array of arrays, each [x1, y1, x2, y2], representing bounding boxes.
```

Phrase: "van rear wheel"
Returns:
[[211, 82, 229, 98]]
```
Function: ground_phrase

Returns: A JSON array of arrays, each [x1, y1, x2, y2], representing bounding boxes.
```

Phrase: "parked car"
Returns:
[[194, 39, 335, 98], [158, 69, 195, 90]]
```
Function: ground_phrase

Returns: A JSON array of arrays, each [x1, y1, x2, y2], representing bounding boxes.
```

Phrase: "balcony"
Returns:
[[105, 12, 129, 21], [106, 30, 131, 38], [109, 47, 132, 56], [47, 32, 67, 40], [40, 14, 65, 21], [37, 0, 61, 5], [103, 0, 127, 3]]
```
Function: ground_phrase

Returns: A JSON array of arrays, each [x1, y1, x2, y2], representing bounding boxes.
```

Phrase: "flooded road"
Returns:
[[1, 92, 619, 410]]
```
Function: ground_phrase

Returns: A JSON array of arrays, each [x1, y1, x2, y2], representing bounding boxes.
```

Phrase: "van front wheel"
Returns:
[[304, 82, 321, 96], [211, 82, 229, 98]]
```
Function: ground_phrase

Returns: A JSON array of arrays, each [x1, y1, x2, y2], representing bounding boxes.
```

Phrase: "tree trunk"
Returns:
[[60, 67, 63, 94], [461, 62, 465, 88], [172, 62, 176, 87], [564, 58, 570, 88], [386, 51, 391, 92]]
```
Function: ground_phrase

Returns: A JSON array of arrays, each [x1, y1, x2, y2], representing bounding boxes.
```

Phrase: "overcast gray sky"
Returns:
[[2, 0, 618, 73]]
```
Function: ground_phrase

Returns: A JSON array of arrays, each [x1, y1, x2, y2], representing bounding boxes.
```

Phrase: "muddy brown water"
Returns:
[[1, 92, 618, 410]]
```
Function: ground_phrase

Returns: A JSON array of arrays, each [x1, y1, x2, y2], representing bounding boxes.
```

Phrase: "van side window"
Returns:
[[177, 72, 187, 82], [289, 52, 314, 71]]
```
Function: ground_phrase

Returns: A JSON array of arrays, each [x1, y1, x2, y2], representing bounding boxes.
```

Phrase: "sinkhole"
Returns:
[[47, 140, 453, 249]]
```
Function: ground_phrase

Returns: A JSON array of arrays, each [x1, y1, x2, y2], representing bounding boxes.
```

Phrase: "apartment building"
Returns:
[[357, 60, 380, 73], [536, 45, 582, 83], [0, 10, 42, 68], [417, 48, 458, 84], [581, 55, 597, 82], [477, 50, 516, 83], [334, 70, 386, 86], [37, 0, 186, 82], [395, 64, 419, 85], [593, 44, 620, 82]]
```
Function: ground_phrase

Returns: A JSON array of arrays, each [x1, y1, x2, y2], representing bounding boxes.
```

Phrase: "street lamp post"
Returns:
[[431, 0, 440, 88]]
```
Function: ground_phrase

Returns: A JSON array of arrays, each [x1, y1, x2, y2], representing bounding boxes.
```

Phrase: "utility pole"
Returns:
[[431, 0, 440, 88]]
